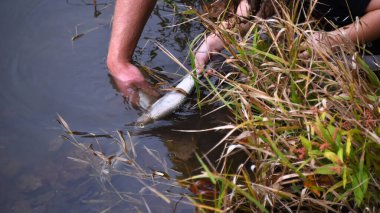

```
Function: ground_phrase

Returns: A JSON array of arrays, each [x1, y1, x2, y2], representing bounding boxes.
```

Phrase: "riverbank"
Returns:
[[187, 2, 380, 212]]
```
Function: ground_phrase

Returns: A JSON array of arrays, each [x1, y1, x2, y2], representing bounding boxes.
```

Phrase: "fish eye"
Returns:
[[137, 123, 144, 128], [168, 153, 176, 158]]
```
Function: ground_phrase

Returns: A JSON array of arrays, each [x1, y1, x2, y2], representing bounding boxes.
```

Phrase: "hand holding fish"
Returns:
[[106, 0, 159, 108], [195, 34, 224, 75], [195, 0, 252, 75], [109, 62, 160, 109]]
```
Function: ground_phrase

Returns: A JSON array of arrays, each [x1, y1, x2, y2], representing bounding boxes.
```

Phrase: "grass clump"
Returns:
[[187, 0, 380, 211]]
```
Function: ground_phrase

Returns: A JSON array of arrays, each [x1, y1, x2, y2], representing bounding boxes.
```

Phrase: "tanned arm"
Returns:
[[300, 0, 380, 58], [340, 0, 380, 43], [107, 0, 159, 106]]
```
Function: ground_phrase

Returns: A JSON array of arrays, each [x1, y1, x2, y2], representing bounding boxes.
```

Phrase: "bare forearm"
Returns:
[[334, 1, 380, 44], [107, 0, 156, 68]]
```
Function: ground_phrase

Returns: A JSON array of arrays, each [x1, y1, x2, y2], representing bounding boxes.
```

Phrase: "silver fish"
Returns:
[[136, 73, 197, 125], [138, 90, 159, 111]]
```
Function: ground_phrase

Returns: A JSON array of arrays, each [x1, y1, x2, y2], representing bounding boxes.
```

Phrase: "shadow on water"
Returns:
[[0, 0, 234, 212]]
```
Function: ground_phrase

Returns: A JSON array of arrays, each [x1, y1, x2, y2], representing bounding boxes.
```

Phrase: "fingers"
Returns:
[[113, 79, 140, 108], [204, 68, 216, 77], [127, 89, 141, 110], [108, 62, 162, 110], [111, 76, 143, 109], [298, 31, 335, 59], [195, 34, 224, 75], [195, 53, 209, 75], [135, 81, 160, 99], [195, 43, 211, 75], [298, 50, 310, 59]]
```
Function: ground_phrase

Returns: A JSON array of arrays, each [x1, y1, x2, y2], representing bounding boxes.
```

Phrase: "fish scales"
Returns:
[[136, 73, 196, 125]]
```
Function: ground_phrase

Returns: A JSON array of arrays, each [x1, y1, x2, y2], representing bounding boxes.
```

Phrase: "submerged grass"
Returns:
[[185, 0, 380, 212], [57, 115, 199, 211]]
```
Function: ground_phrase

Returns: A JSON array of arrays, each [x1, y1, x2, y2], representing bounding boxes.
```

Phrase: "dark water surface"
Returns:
[[0, 0, 229, 212]]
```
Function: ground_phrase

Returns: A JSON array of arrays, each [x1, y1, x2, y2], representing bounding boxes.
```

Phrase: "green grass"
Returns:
[[62, 1, 380, 211], [186, 0, 380, 211]]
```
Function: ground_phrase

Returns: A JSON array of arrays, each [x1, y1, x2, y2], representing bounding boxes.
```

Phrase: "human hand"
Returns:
[[108, 62, 160, 109], [195, 34, 224, 75], [298, 31, 332, 59], [298, 31, 352, 59]]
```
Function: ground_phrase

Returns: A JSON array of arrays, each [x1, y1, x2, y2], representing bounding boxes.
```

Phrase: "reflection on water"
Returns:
[[0, 0, 231, 212], [55, 103, 231, 212]]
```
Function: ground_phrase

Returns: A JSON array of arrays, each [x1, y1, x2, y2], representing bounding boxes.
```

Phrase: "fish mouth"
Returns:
[[135, 114, 153, 127]]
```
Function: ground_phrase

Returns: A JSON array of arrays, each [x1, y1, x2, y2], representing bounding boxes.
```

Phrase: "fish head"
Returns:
[[135, 114, 153, 127]]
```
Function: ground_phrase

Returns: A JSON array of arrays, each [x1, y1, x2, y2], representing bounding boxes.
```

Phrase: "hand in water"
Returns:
[[109, 62, 160, 109]]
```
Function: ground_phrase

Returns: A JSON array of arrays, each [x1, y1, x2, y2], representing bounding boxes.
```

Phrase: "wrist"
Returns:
[[107, 54, 132, 72], [107, 60, 145, 83]]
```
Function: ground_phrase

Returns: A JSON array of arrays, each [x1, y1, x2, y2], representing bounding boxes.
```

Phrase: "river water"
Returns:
[[0, 0, 230, 212]]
